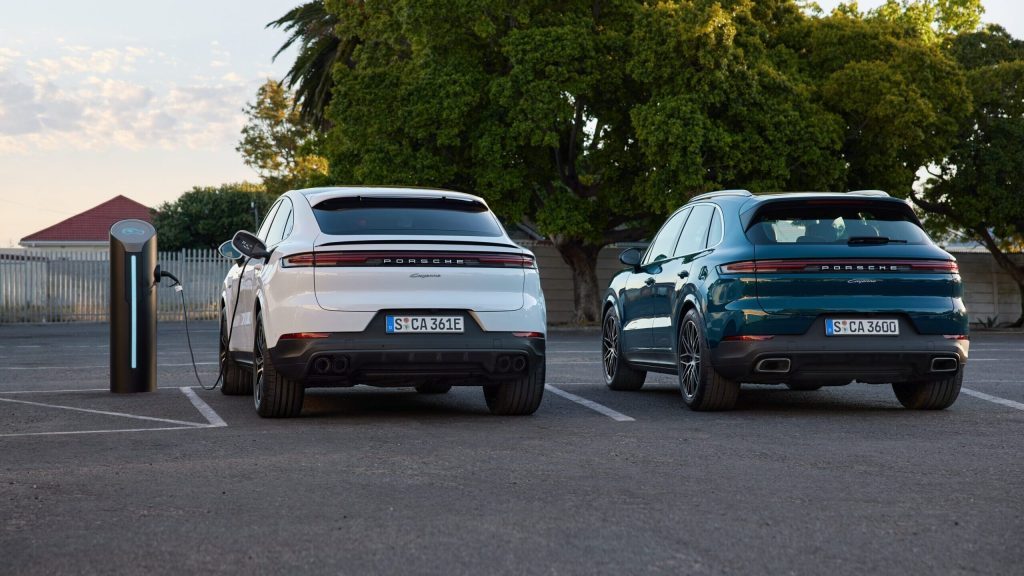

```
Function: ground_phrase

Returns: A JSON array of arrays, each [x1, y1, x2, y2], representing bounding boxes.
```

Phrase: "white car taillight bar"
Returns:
[[282, 251, 536, 268]]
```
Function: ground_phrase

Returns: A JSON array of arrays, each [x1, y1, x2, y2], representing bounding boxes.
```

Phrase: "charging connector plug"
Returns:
[[159, 269, 181, 287]]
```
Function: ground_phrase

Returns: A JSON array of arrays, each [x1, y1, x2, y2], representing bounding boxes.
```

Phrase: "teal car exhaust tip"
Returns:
[[755, 358, 791, 373]]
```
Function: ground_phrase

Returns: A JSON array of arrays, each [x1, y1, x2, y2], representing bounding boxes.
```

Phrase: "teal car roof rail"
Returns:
[[690, 189, 753, 202]]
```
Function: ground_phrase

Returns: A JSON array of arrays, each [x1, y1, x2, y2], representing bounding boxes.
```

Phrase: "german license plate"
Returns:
[[386, 316, 464, 334], [826, 318, 899, 336]]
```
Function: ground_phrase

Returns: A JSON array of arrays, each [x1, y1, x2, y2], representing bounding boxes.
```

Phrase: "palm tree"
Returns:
[[267, 1, 360, 131]]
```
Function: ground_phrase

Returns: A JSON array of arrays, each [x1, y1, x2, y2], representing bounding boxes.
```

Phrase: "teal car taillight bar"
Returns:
[[719, 259, 959, 274]]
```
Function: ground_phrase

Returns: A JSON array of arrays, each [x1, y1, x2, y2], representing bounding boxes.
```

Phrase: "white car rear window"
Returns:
[[312, 197, 504, 237]]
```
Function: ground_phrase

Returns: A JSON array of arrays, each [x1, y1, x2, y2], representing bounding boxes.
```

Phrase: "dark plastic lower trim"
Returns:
[[266, 311, 545, 387]]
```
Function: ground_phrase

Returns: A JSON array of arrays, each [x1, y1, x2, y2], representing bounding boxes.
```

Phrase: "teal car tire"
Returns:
[[679, 308, 739, 411], [602, 306, 646, 391], [892, 369, 962, 410]]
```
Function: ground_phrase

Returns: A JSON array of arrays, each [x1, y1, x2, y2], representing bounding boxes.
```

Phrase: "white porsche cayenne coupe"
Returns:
[[218, 186, 547, 418]]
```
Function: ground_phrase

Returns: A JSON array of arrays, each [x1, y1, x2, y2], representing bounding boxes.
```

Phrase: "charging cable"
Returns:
[[157, 259, 248, 391]]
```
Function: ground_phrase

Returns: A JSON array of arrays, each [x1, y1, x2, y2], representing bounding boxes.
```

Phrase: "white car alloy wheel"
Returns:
[[253, 319, 265, 411]]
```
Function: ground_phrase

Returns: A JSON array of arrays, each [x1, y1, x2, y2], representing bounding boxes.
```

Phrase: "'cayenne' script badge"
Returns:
[[848, 279, 879, 284], [410, 273, 441, 278]]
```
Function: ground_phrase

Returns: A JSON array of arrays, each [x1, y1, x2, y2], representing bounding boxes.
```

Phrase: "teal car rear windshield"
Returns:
[[746, 201, 930, 245]]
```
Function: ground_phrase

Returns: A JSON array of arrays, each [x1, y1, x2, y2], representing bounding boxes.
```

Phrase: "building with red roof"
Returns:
[[19, 195, 153, 251]]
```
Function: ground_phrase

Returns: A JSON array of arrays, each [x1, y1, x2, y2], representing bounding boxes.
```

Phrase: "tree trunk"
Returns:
[[971, 227, 1024, 327], [552, 239, 602, 325], [1013, 282, 1024, 328]]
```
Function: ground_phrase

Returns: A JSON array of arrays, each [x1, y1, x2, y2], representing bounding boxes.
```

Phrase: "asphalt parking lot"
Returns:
[[1, 322, 1022, 575]]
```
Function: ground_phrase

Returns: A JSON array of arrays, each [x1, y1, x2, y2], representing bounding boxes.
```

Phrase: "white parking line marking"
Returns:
[[545, 385, 635, 422], [967, 347, 1024, 350], [962, 388, 1024, 411], [180, 387, 227, 427], [0, 386, 222, 394], [0, 426, 205, 438], [548, 361, 601, 365], [0, 388, 110, 394], [0, 362, 217, 371], [0, 397, 208, 427]]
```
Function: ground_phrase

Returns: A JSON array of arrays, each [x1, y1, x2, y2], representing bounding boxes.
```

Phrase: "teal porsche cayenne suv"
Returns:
[[602, 190, 969, 411]]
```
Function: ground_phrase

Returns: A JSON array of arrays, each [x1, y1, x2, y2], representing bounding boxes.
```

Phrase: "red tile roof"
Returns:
[[20, 195, 153, 244]]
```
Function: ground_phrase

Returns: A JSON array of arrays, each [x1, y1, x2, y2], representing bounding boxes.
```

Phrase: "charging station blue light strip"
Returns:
[[130, 255, 137, 370]]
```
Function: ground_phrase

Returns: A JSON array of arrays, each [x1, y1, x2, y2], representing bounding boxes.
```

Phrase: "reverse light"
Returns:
[[279, 332, 330, 340]]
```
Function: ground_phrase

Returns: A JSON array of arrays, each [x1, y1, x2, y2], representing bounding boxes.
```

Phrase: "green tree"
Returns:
[[868, 0, 983, 40], [268, 1, 360, 131], [237, 80, 329, 195], [629, 0, 846, 204], [914, 28, 1024, 325], [321, 0, 851, 323], [152, 183, 274, 251], [323, 0, 645, 323], [947, 24, 1024, 69], [790, 11, 972, 193]]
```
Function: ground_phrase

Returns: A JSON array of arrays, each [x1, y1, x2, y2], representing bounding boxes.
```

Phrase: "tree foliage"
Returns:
[[267, 1, 358, 131], [320, 0, 862, 322], [792, 11, 972, 193], [947, 24, 1024, 69], [237, 80, 329, 195], [867, 0, 984, 39], [265, 0, 1018, 324], [630, 0, 846, 204], [322, 0, 646, 322], [915, 26, 1024, 324], [152, 183, 274, 251]]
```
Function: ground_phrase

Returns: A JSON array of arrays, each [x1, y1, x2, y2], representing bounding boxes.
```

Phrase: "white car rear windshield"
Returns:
[[312, 197, 504, 237], [746, 201, 930, 245]]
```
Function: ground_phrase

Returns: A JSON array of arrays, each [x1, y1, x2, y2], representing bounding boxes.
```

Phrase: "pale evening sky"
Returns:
[[1, 1, 1022, 247]]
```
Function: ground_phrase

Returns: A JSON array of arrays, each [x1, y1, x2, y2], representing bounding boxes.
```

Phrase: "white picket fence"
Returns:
[[0, 249, 230, 323]]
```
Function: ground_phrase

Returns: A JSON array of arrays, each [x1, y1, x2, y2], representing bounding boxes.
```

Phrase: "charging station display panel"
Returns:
[[110, 219, 158, 393]]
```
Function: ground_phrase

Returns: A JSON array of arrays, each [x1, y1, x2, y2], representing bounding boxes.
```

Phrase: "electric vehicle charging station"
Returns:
[[109, 219, 158, 393]]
